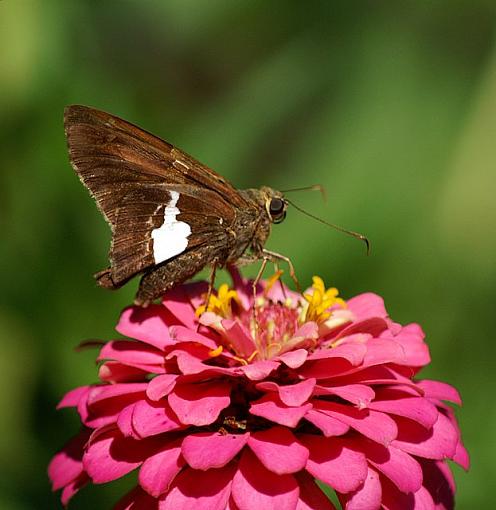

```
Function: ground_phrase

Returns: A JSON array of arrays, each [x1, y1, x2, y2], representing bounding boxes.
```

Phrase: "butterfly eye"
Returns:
[[269, 197, 286, 223]]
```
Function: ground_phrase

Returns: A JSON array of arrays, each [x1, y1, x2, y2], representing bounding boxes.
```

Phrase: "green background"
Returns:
[[1, 1, 494, 508]]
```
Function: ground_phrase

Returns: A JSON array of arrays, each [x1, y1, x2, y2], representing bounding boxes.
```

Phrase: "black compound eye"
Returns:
[[269, 197, 286, 223], [269, 198, 284, 215]]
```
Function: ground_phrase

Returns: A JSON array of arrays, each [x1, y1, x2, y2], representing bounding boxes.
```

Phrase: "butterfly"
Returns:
[[64, 105, 300, 306]]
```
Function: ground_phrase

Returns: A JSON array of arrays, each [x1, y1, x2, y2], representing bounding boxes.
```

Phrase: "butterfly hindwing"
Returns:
[[109, 184, 236, 286]]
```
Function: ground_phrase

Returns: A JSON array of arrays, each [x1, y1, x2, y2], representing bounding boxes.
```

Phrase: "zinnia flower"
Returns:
[[49, 270, 468, 509]]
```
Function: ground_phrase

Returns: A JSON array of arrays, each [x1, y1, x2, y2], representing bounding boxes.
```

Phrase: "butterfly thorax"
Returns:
[[225, 187, 282, 263]]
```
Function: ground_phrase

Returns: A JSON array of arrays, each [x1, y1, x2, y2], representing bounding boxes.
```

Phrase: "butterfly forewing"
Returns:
[[64, 105, 248, 287], [64, 105, 248, 224]]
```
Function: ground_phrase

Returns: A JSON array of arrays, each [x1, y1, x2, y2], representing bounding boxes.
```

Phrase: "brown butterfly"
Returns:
[[64, 105, 303, 306]]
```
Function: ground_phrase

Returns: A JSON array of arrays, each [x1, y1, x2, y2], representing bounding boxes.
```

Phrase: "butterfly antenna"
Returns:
[[281, 184, 327, 203], [286, 198, 370, 255]]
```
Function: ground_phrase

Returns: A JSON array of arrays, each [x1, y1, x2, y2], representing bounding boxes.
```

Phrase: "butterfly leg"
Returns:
[[251, 256, 270, 337], [262, 249, 301, 293], [234, 254, 262, 267], [272, 261, 287, 300], [195, 261, 218, 332], [204, 261, 218, 313], [235, 254, 287, 299]]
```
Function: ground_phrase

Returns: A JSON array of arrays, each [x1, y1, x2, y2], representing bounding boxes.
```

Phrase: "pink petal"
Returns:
[[160, 464, 235, 510], [226, 496, 240, 510], [256, 379, 316, 407], [412, 486, 436, 510], [380, 476, 415, 510], [453, 440, 470, 470], [117, 403, 140, 438], [222, 319, 257, 359], [328, 365, 416, 389], [84, 385, 147, 428], [240, 360, 280, 380], [132, 399, 183, 437], [299, 358, 354, 380], [278, 378, 316, 406], [308, 342, 367, 365], [115, 485, 159, 510], [439, 405, 469, 469], [301, 434, 367, 493], [99, 341, 165, 368], [295, 471, 337, 510], [169, 325, 219, 350], [416, 380, 462, 405], [182, 432, 249, 470], [167, 348, 210, 375], [116, 305, 174, 350], [248, 427, 308, 474], [87, 383, 148, 404], [392, 413, 457, 460], [228, 267, 253, 309], [362, 338, 407, 367], [368, 396, 438, 429], [383, 325, 430, 367], [314, 383, 375, 407], [280, 322, 319, 354], [304, 409, 350, 437], [146, 374, 178, 401], [57, 386, 90, 409], [162, 286, 200, 329], [346, 293, 388, 320], [139, 438, 185, 497], [336, 317, 389, 340], [48, 430, 90, 490], [340, 467, 381, 510], [250, 393, 312, 428], [357, 438, 423, 493], [168, 381, 231, 426], [83, 428, 157, 483], [420, 459, 455, 509], [313, 401, 398, 446], [232, 449, 299, 510], [278, 349, 308, 368], [60, 473, 89, 506], [166, 346, 238, 377], [99, 361, 148, 383]]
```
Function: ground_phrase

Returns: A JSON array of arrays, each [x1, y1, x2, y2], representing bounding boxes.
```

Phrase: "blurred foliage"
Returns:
[[1, 1, 495, 508]]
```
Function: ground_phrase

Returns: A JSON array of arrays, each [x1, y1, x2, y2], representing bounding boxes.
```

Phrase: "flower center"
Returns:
[[240, 302, 300, 359], [197, 273, 348, 362]]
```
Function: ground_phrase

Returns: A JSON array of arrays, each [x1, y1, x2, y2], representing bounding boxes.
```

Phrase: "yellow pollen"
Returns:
[[304, 275, 346, 323], [232, 355, 248, 365], [264, 269, 284, 294], [230, 348, 259, 365], [246, 350, 259, 363], [195, 283, 241, 318], [208, 345, 223, 357], [266, 342, 282, 355]]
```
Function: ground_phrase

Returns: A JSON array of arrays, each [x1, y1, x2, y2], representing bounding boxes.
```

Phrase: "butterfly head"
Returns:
[[260, 187, 288, 224]]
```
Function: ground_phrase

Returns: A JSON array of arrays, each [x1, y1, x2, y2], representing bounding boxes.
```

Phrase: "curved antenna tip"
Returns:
[[286, 198, 371, 255]]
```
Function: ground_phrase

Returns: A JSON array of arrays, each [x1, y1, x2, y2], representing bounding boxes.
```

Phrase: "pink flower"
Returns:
[[49, 271, 468, 509]]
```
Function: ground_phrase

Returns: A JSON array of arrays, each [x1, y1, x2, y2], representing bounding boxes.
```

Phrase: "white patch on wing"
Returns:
[[151, 191, 191, 264]]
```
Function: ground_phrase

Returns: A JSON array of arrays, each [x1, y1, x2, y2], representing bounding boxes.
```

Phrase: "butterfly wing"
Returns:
[[110, 184, 236, 285], [64, 105, 253, 286]]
